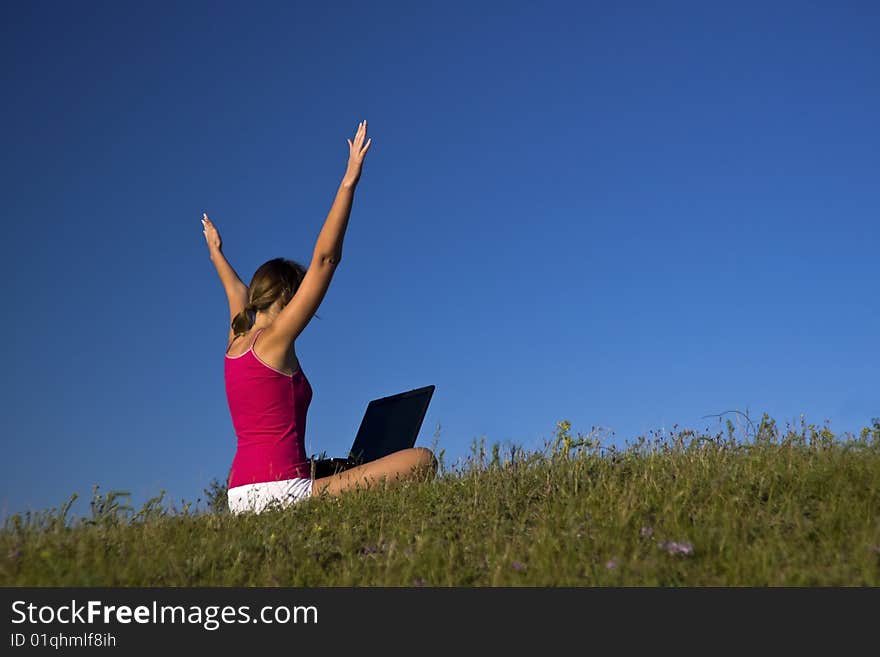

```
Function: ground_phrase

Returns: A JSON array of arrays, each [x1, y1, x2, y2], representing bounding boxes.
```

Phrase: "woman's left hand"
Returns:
[[202, 213, 222, 254], [343, 120, 372, 187]]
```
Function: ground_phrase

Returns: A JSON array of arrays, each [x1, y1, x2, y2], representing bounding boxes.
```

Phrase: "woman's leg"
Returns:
[[313, 447, 437, 497]]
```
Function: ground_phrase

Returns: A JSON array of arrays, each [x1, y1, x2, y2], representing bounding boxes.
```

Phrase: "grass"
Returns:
[[2, 416, 879, 586]]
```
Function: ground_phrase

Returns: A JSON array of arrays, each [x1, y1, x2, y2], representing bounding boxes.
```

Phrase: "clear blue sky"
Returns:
[[2, 1, 877, 519]]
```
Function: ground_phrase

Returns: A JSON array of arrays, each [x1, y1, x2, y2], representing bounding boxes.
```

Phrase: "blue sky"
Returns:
[[2, 1, 877, 519]]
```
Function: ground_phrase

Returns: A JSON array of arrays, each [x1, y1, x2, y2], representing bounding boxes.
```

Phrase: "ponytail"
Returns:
[[231, 303, 255, 338]]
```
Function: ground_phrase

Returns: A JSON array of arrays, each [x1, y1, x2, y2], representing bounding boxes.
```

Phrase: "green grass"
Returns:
[[3, 416, 879, 586]]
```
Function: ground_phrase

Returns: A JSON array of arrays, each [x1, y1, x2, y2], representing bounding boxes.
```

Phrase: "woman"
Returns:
[[202, 120, 437, 514]]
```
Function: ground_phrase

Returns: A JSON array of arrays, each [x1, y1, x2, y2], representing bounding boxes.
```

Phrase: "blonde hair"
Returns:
[[231, 258, 308, 337]]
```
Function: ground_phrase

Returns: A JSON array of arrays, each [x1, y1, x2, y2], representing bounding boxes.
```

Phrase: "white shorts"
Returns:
[[227, 478, 313, 514]]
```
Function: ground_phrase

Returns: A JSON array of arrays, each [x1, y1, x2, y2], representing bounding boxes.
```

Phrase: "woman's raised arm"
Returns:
[[268, 120, 372, 344], [202, 213, 249, 341], [312, 119, 372, 265]]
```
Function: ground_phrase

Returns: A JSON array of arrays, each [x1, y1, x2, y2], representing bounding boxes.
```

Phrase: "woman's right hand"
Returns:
[[343, 120, 372, 187], [202, 213, 222, 256]]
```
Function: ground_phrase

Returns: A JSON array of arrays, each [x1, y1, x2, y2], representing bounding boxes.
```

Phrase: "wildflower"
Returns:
[[659, 541, 694, 556], [511, 561, 527, 572], [605, 559, 617, 570], [412, 578, 427, 587], [640, 526, 654, 539]]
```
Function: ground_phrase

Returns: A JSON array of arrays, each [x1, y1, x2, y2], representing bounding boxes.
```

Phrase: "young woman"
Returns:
[[203, 120, 437, 514]]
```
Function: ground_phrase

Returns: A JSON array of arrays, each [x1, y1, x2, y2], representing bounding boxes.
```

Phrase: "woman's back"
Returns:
[[224, 328, 312, 487]]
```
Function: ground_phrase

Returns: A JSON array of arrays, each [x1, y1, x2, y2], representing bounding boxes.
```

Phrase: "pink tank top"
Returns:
[[224, 328, 312, 488]]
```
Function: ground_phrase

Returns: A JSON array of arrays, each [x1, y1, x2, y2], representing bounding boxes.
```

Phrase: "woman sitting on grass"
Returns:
[[202, 120, 436, 514]]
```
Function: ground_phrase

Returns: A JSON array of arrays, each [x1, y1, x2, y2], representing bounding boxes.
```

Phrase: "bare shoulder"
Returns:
[[254, 325, 293, 353], [252, 326, 301, 375], [225, 332, 251, 358]]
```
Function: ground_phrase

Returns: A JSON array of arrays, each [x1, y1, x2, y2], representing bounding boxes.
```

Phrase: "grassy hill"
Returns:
[[3, 417, 879, 586]]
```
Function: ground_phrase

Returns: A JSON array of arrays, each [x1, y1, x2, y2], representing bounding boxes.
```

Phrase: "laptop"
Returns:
[[309, 384, 435, 478]]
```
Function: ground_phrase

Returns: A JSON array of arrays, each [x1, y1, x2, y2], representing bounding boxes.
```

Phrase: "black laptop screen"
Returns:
[[348, 386, 434, 464]]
